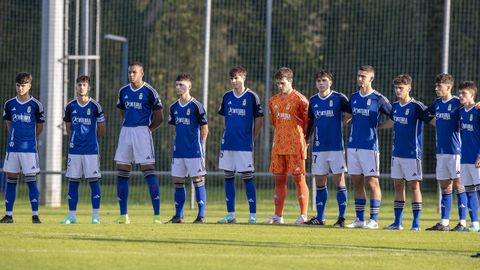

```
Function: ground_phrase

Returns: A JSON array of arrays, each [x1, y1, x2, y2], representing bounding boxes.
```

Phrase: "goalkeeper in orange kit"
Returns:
[[263, 67, 310, 225]]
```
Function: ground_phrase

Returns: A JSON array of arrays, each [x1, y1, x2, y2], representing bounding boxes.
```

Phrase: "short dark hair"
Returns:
[[16, 72, 32, 84], [359, 65, 375, 74], [459, 80, 477, 98], [393, 74, 412, 86], [129, 61, 144, 69], [314, 69, 333, 81], [435, 73, 454, 85], [275, 67, 294, 81], [76, 75, 91, 84], [176, 73, 193, 82], [229, 66, 247, 78]]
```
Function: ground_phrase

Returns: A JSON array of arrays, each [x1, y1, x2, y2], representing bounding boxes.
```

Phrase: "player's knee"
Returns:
[[68, 178, 81, 182], [142, 169, 155, 178], [241, 171, 253, 181], [24, 174, 37, 182], [193, 178, 205, 187], [441, 188, 452, 195], [6, 176, 18, 184], [224, 170, 235, 179], [292, 174, 305, 183], [118, 169, 130, 179]]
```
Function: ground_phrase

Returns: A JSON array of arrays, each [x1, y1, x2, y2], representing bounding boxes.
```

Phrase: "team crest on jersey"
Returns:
[[405, 108, 410, 115], [470, 114, 473, 121], [448, 104, 452, 111], [242, 99, 246, 106], [286, 104, 291, 110], [367, 99, 371, 106], [187, 108, 191, 115], [139, 93, 143, 100], [329, 100, 333, 107], [87, 108, 91, 115], [27, 106, 31, 113]]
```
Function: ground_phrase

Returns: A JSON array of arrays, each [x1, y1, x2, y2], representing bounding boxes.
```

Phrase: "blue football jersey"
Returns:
[[427, 97, 462, 154], [347, 90, 392, 151], [64, 98, 105, 155], [308, 91, 349, 152], [390, 99, 432, 159], [460, 107, 480, 164], [3, 96, 45, 153], [117, 82, 163, 127], [218, 89, 263, 151], [168, 98, 208, 158]]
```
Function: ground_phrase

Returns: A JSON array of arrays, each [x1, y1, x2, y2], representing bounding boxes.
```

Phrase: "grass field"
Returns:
[[1, 195, 480, 270]]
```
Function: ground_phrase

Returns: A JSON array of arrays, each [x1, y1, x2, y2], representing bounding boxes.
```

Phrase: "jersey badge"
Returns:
[[470, 114, 473, 121], [87, 108, 91, 115], [329, 100, 333, 107], [448, 104, 452, 111], [139, 93, 143, 100], [27, 106, 31, 113], [405, 108, 410, 115], [187, 108, 191, 115], [286, 104, 291, 110], [242, 99, 246, 106], [367, 99, 371, 106]]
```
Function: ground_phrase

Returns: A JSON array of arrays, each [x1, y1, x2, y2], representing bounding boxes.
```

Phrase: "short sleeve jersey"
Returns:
[[117, 82, 163, 127], [218, 89, 263, 151], [347, 90, 392, 151], [269, 90, 309, 158], [168, 98, 208, 158], [3, 96, 45, 153], [427, 96, 462, 155], [64, 98, 105, 155], [308, 91, 349, 152], [390, 99, 432, 159], [460, 107, 480, 164]]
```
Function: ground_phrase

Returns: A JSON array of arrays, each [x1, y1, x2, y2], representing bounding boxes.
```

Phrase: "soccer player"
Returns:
[[305, 69, 350, 227], [217, 66, 263, 224], [1, 72, 44, 224], [457, 81, 480, 232], [345, 65, 392, 229], [379, 74, 432, 231], [264, 67, 310, 225], [166, 73, 208, 224], [425, 74, 468, 231], [114, 62, 163, 224], [61, 75, 105, 224]]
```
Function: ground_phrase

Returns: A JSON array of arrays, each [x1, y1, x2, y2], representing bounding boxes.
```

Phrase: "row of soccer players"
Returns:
[[1, 63, 479, 232]]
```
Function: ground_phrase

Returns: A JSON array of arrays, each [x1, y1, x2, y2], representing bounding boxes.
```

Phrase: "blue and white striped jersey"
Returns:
[[64, 98, 105, 155], [427, 96, 462, 155], [347, 90, 392, 151], [308, 91, 349, 152], [168, 98, 208, 158], [117, 82, 163, 127], [390, 99, 432, 159], [3, 96, 45, 153], [218, 89, 263, 151], [460, 106, 480, 164]]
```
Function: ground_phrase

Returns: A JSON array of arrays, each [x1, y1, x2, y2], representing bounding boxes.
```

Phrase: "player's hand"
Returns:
[[475, 158, 480, 168], [475, 102, 480, 110]]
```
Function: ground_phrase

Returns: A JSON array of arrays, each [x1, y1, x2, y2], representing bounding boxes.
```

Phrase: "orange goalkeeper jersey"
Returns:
[[269, 89, 309, 158]]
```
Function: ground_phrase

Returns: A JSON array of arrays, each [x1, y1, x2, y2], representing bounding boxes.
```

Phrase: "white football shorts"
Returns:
[[347, 148, 379, 177], [391, 157, 422, 181], [436, 154, 461, 180], [171, 157, 206, 178], [114, 126, 156, 165], [460, 164, 480, 186], [3, 152, 40, 175], [218, 150, 255, 172], [66, 154, 101, 179], [311, 151, 347, 175]]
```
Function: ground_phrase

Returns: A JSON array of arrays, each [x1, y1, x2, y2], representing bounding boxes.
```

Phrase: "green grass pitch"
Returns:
[[0, 197, 479, 270]]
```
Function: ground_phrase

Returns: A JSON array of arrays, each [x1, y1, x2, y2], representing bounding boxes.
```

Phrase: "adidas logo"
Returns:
[[124, 95, 128, 99], [117, 197, 122, 201], [459, 204, 466, 208], [340, 166, 345, 169], [31, 166, 36, 169], [94, 171, 98, 174], [316, 202, 324, 206], [340, 202, 347, 206], [313, 104, 318, 108], [93, 195, 100, 199], [153, 196, 160, 200], [67, 195, 72, 199], [31, 199, 38, 203], [295, 167, 300, 171], [146, 156, 151, 159], [353, 100, 357, 104], [198, 169, 202, 172], [227, 101, 232, 105], [174, 201, 179, 205], [298, 195, 305, 199], [248, 198, 254, 203], [198, 200, 205, 205], [370, 169, 375, 173], [72, 110, 77, 114], [412, 173, 417, 176], [248, 164, 252, 167], [225, 198, 229, 202], [11, 107, 16, 111], [456, 171, 460, 174], [5, 200, 9, 203], [174, 111, 178, 114]]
